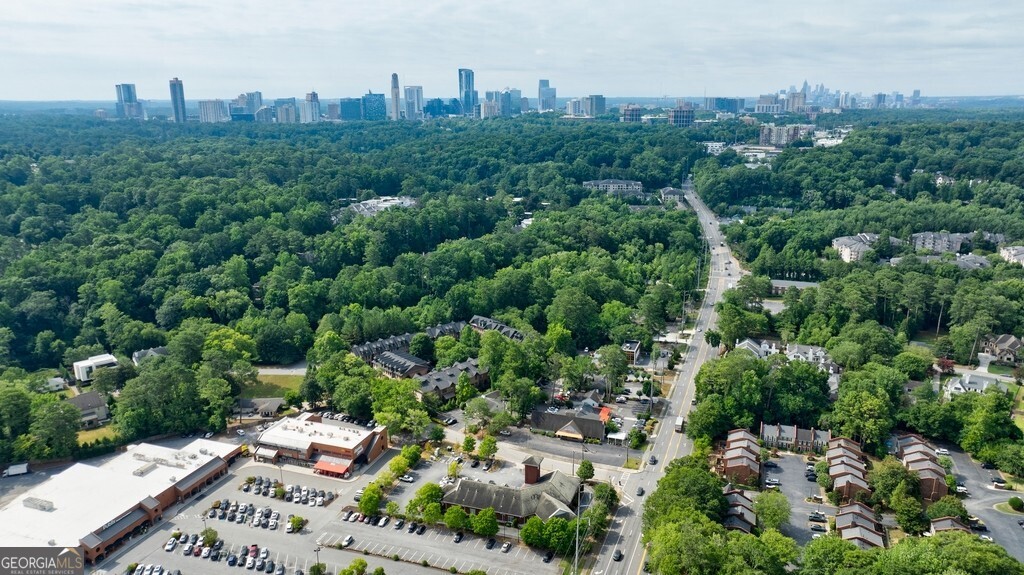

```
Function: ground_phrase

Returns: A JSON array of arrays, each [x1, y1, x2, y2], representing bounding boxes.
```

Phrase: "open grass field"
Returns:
[[77, 425, 118, 445], [240, 374, 304, 399], [987, 364, 1016, 376]]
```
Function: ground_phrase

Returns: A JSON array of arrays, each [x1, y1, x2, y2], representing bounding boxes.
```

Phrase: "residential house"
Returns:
[[373, 351, 431, 379], [769, 279, 820, 296], [759, 423, 832, 452], [944, 373, 1007, 400], [733, 338, 780, 358], [350, 333, 413, 363], [43, 377, 67, 393], [424, 321, 467, 340], [530, 408, 606, 442], [413, 358, 489, 402], [890, 254, 991, 270], [441, 456, 580, 525], [72, 354, 118, 382], [999, 246, 1024, 266], [826, 437, 871, 502], [894, 434, 948, 502], [66, 391, 109, 428], [929, 516, 969, 535], [723, 488, 756, 533], [836, 503, 884, 549], [469, 316, 525, 342], [718, 429, 761, 485], [130, 346, 168, 366], [983, 334, 1022, 365]]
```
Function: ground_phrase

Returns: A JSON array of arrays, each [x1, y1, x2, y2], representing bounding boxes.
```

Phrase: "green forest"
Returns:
[[0, 115, 716, 462]]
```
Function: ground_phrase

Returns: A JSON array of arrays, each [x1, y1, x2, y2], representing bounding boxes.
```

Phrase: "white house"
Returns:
[[72, 354, 118, 382], [944, 373, 1007, 400]]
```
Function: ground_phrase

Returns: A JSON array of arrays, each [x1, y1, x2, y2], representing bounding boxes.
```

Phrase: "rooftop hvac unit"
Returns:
[[133, 462, 158, 476], [24, 497, 55, 511]]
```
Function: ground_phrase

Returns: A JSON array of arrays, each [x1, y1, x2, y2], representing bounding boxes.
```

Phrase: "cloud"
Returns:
[[2, 0, 1023, 100]]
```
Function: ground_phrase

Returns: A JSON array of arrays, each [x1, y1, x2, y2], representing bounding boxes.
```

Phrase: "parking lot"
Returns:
[[318, 513, 556, 575], [762, 453, 836, 545], [99, 460, 357, 574]]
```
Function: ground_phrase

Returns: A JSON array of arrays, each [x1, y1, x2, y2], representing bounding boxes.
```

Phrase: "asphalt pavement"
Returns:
[[592, 181, 740, 575]]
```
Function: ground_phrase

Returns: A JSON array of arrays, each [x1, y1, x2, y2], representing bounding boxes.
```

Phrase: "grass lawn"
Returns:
[[994, 502, 1024, 515], [623, 457, 642, 470], [987, 364, 1016, 376], [240, 374, 303, 399], [78, 425, 118, 445]]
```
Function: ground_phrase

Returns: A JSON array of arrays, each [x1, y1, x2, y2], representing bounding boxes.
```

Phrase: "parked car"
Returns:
[[417, 524, 426, 535], [378, 516, 389, 527], [543, 551, 555, 563], [236, 429, 246, 436], [181, 544, 193, 556], [407, 522, 417, 533], [765, 478, 780, 486], [763, 461, 778, 468], [454, 532, 464, 543], [399, 475, 415, 483], [342, 535, 354, 547], [501, 542, 511, 553], [936, 448, 950, 456], [394, 519, 404, 530], [498, 430, 512, 436], [810, 524, 826, 532], [227, 554, 238, 566]]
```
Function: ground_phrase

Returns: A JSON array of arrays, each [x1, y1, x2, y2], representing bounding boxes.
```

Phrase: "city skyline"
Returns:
[[3, 1, 1024, 101]]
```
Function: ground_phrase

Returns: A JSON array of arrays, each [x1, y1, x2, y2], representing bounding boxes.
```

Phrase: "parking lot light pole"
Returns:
[[314, 546, 321, 571]]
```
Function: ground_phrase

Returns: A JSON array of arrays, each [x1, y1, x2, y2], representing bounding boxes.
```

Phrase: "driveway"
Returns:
[[763, 453, 835, 545]]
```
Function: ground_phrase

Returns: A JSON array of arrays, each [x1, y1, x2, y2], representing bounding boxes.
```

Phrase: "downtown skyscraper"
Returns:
[[115, 83, 143, 119], [169, 78, 186, 123], [404, 86, 424, 121], [390, 73, 401, 120], [458, 68, 477, 117], [538, 79, 556, 111]]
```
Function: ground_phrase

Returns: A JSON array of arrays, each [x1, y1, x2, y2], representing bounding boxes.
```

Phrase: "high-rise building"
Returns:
[[326, 103, 340, 120], [254, 107, 274, 123], [755, 94, 781, 114], [169, 78, 186, 123], [508, 88, 522, 115], [404, 86, 424, 121], [390, 73, 402, 120], [911, 89, 921, 107], [873, 93, 887, 109], [300, 91, 321, 123], [521, 97, 530, 113], [566, 98, 583, 116], [620, 104, 643, 123], [538, 79, 556, 111], [785, 91, 806, 113], [361, 92, 387, 121], [339, 98, 363, 121], [668, 106, 695, 128], [582, 95, 606, 116], [115, 83, 143, 119], [197, 100, 228, 123], [274, 98, 298, 123], [245, 92, 263, 114], [705, 97, 744, 114], [458, 68, 477, 116]]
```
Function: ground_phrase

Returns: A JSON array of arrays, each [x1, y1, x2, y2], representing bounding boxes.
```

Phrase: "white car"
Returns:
[[236, 429, 246, 436], [399, 475, 415, 483], [765, 478, 780, 486], [164, 538, 177, 552], [268, 520, 278, 530], [546, 407, 560, 414], [316, 496, 325, 506], [343, 535, 354, 547], [979, 535, 994, 542], [203, 431, 214, 439], [936, 448, 950, 456]]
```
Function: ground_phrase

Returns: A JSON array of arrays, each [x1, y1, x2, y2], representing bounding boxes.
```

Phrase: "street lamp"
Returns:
[[314, 546, 322, 572]]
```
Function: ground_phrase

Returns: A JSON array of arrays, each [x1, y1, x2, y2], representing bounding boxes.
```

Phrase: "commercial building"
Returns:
[[667, 106, 695, 128], [458, 68, 477, 116], [115, 83, 144, 119], [620, 104, 643, 123], [442, 456, 580, 525], [255, 412, 389, 476], [582, 95, 606, 117], [169, 78, 186, 123], [274, 98, 298, 124], [361, 92, 387, 121], [404, 86, 424, 121], [0, 439, 240, 564], [389, 73, 402, 120], [300, 91, 321, 123], [198, 100, 228, 123], [531, 406, 606, 442], [759, 123, 814, 146], [538, 79, 556, 112], [72, 354, 118, 382], [339, 98, 363, 121], [347, 195, 417, 219], [621, 340, 641, 363], [704, 97, 744, 113]]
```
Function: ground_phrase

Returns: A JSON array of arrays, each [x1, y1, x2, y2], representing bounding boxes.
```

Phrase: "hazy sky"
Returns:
[[3, 0, 1023, 101]]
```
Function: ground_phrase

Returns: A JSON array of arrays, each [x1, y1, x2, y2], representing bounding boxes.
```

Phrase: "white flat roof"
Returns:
[[72, 354, 117, 368], [0, 438, 233, 549], [257, 414, 377, 454], [0, 463, 157, 549]]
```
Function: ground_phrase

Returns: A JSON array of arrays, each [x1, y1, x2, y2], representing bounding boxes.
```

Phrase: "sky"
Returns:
[[3, 0, 1024, 101]]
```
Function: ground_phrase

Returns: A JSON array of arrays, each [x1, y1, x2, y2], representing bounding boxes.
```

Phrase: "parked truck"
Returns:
[[1, 463, 29, 478], [675, 416, 685, 433]]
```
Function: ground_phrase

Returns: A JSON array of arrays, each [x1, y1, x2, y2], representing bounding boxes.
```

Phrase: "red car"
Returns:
[[192, 545, 202, 556]]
